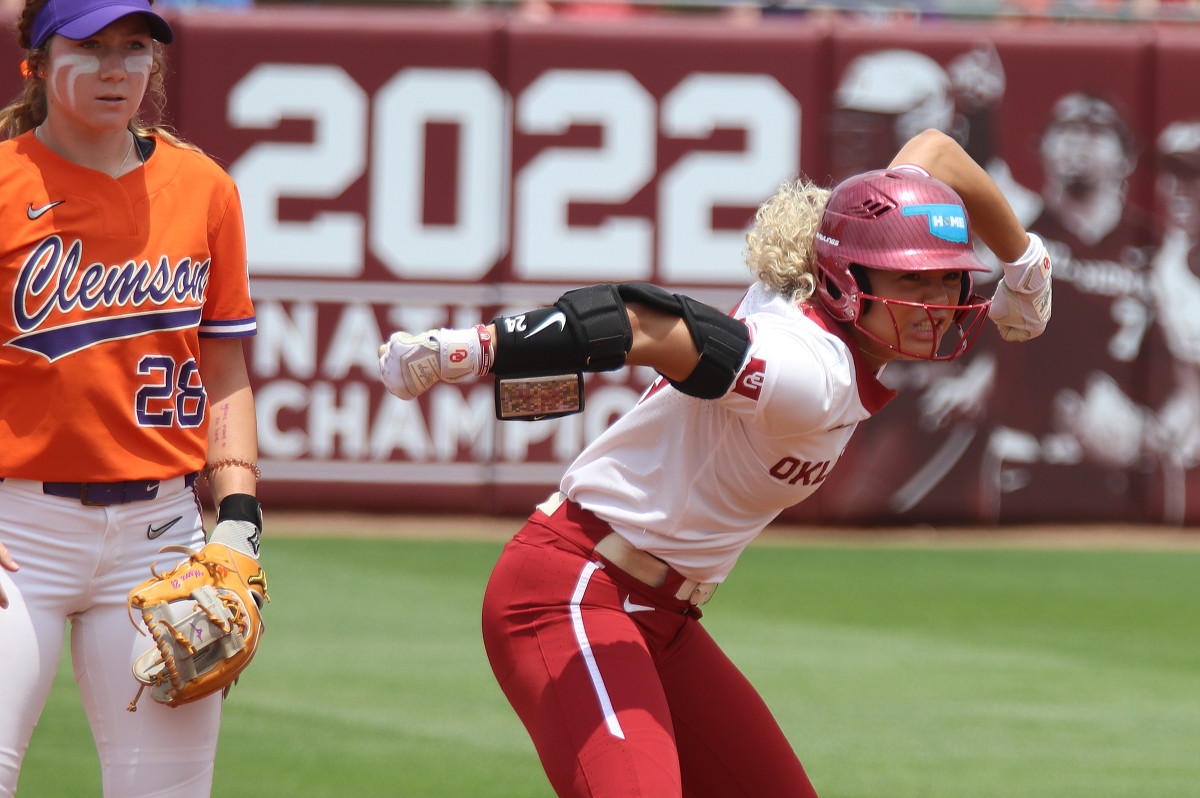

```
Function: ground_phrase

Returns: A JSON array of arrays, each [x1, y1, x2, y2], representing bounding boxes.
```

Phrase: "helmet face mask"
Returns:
[[850, 289, 991, 361], [812, 168, 992, 361]]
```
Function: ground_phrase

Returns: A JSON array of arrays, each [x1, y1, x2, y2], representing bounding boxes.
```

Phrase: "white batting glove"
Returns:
[[989, 232, 1052, 342], [378, 325, 494, 401]]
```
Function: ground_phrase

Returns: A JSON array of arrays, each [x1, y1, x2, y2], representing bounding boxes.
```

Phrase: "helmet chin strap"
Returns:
[[853, 294, 991, 361]]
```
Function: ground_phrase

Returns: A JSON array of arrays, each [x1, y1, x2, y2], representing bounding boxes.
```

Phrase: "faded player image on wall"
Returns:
[[972, 92, 1162, 521], [822, 45, 1200, 524], [828, 44, 1039, 223], [1145, 120, 1200, 522], [873, 90, 1164, 522], [817, 43, 1044, 522], [871, 85, 1200, 525]]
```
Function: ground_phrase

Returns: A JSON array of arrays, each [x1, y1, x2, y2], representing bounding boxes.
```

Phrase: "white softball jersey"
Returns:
[[561, 282, 897, 583]]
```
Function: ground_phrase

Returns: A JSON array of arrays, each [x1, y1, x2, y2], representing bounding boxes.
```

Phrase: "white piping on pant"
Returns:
[[569, 561, 625, 740]]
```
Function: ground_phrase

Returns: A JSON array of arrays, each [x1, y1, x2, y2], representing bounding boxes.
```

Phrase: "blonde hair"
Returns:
[[743, 178, 830, 303], [0, 0, 198, 152]]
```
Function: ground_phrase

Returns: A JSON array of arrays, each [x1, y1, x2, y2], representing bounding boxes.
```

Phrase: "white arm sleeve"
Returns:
[[988, 232, 1052, 342]]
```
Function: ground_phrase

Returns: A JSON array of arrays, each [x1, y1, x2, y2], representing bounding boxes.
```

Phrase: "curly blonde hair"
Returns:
[[743, 178, 830, 302]]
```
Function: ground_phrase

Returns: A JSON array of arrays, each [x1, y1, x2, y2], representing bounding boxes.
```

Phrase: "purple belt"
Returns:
[[24, 472, 199, 506]]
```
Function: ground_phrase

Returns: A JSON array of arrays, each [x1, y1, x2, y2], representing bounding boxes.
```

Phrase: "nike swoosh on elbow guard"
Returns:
[[524, 312, 567, 338]]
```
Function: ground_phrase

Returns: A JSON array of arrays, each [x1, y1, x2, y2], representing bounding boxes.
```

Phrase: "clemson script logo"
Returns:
[[8, 235, 208, 361]]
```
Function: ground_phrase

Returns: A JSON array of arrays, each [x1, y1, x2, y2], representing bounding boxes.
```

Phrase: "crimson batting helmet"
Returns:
[[812, 168, 991, 360]]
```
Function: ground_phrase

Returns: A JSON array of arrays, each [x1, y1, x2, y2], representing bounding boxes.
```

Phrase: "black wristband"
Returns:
[[217, 493, 263, 530]]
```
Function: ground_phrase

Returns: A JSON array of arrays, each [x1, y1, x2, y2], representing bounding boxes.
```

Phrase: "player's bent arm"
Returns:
[[890, 128, 1028, 263], [892, 129, 1052, 341], [198, 337, 263, 559], [379, 283, 744, 403]]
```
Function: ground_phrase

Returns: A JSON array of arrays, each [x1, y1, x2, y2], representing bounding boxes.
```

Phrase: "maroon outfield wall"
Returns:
[[4, 9, 1199, 523]]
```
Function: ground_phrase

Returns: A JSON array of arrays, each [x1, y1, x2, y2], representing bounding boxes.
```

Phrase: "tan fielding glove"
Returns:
[[126, 542, 268, 710]]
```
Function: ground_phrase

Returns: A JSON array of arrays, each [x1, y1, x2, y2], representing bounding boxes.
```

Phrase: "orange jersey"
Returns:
[[0, 132, 254, 481]]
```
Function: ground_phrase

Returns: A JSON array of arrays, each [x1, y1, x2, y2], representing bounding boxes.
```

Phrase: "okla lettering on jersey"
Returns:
[[10, 235, 209, 361]]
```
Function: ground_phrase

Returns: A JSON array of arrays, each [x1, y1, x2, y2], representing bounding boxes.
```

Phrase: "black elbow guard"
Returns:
[[492, 283, 633, 376], [490, 281, 749, 401], [617, 282, 750, 399]]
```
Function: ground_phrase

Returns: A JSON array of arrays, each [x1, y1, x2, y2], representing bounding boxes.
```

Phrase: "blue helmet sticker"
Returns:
[[902, 203, 968, 243]]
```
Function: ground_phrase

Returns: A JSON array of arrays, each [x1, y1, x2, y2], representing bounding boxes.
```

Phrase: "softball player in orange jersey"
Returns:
[[380, 129, 1053, 798], [0, 0, 264, 795]]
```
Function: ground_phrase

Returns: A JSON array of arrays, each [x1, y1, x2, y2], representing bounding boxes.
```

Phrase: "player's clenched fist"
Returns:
[[378, 325, 494, 400], [988, 232, 1052, 342]]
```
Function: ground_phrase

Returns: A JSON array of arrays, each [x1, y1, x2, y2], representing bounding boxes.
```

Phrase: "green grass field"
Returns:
[[16, 531, 1200, 797]]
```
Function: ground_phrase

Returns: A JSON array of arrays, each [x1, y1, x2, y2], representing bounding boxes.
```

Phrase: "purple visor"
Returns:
[[31, 0, 173, 49]]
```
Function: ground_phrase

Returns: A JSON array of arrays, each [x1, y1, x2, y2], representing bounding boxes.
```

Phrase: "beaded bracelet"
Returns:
[[203, 458, 262, 482]]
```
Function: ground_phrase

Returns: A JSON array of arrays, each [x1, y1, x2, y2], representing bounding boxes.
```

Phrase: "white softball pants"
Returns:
[[0, 479, 222, 798]]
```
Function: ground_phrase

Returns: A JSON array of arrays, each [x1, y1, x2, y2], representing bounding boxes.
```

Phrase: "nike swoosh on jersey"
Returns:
[[147, 516, 183, 540], [27, 201, 64, 220], [622, 595, 656, 614], [524, 311, 567, 338]]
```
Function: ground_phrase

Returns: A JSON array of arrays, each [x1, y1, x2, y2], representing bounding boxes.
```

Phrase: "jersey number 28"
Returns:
[[136, 355, 206, 428]]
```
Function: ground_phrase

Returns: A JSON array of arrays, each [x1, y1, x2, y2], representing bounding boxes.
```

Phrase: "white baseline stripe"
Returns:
[[570, 561, 624, 740]]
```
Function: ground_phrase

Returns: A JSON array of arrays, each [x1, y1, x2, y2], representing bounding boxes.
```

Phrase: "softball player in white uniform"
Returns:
[[379, 128, 1052, 797]]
